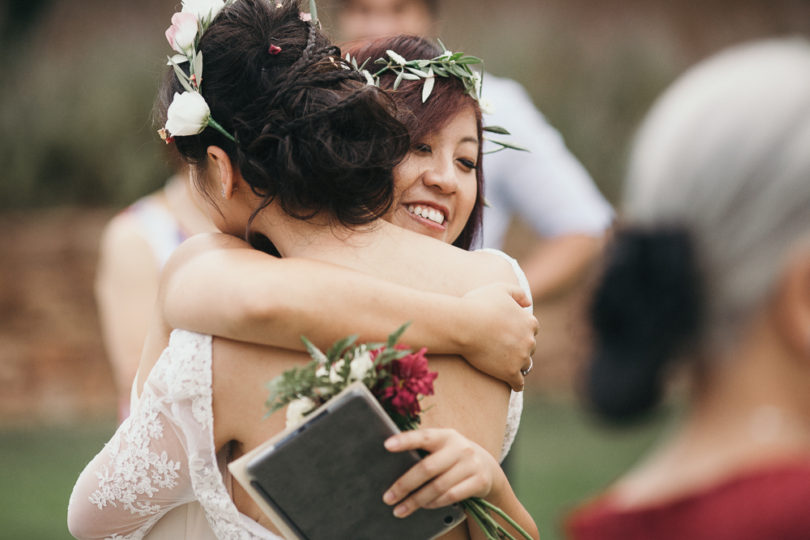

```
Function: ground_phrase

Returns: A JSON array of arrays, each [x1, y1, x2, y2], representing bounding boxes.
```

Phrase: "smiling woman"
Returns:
[[346, 34, 487, 249], [393, 110, 479, 244]]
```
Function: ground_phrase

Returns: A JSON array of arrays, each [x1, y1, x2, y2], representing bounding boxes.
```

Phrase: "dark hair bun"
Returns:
[[586, 227, 703, 423], [156, 0, 409, 228]]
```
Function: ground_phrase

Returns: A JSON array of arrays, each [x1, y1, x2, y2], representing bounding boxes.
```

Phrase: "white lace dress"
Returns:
[[68, 250, 528, 540], [67, 330, 280, 540]]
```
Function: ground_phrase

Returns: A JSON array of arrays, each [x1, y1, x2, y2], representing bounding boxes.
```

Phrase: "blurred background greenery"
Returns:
[[1, 0, 808, 538]]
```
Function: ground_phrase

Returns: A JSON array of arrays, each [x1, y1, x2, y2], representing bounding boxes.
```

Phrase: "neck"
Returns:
[[612, 311, 810, 507], [248, 202, 399, 267], [684, 313, 810, 458]]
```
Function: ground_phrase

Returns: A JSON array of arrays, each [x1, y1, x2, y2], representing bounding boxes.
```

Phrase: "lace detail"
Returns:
[[476, 248, 530, 460], [154, 331, 269, 539], [69, 330, 280, 539]]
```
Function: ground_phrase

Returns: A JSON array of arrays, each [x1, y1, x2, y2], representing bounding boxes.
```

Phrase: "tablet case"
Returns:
[[228, 382, 465, 540]]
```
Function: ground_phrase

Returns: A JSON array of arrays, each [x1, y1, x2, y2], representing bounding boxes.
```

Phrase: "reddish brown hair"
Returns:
[[345, 35, 484, 250]]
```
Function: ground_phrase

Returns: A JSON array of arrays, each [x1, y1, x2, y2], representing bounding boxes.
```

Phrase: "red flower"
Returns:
[[375, 347, 437, 419]]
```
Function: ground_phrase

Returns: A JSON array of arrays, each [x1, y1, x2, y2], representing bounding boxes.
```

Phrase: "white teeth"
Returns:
[[407, 204, 445, 225]]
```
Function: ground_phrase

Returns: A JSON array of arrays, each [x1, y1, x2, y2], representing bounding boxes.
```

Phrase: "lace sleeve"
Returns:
[[68, 332, 215, 540]]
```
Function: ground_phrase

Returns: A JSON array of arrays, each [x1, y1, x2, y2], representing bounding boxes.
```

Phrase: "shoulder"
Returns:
[[465, 248, 523, 287], [163, 232, 251, 271], [97, 208, 161, 283], [481, 73, 534, 103]]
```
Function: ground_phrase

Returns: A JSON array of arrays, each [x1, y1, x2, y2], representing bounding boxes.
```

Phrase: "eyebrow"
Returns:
[[459, 136, 479, 145]]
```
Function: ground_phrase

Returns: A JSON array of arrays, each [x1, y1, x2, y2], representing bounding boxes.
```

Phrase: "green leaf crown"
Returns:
[[346, 40, 527, 155]]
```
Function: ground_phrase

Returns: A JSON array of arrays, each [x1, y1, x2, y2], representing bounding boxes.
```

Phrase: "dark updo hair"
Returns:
[[155, 0, 409, 231], [344, 35, 485, 250], [586, 227, 703, 423]]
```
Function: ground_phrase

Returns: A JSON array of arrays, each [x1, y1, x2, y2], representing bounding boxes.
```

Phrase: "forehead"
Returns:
[[342, 0, 429, 12]]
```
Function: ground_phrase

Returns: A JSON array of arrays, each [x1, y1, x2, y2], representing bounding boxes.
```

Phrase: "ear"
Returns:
[[772, 247, 810, 357], [206, 146, 236, 199]]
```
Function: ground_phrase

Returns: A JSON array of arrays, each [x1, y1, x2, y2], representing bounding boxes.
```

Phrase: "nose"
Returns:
[[422, 160, 457, 194]]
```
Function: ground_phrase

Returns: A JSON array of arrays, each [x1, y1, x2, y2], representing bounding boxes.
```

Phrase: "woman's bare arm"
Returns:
[[383, 429, 539, 540], [160, 233, 537, 390]]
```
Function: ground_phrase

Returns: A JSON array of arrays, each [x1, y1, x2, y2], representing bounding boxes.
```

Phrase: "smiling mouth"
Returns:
[[406, 204, 446, 226]]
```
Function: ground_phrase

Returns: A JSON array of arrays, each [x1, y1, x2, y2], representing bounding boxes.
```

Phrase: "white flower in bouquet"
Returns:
[[285, 397, 316, 429], [182, 0, 226, 21], [165, 92, 211, 137], [165, 12, 198, 55], [329, 359, 345, 384], [348, 349, 374, 382]]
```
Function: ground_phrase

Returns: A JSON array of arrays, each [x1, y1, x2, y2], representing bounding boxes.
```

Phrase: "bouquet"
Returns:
[[265, 323, 533, 540]]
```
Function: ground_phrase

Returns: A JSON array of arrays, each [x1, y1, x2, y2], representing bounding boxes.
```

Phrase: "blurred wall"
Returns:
[[3, 0, 809, 209]]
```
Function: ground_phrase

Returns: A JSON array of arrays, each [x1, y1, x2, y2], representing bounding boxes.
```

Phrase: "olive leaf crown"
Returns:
[[346, 40, 527, 154]]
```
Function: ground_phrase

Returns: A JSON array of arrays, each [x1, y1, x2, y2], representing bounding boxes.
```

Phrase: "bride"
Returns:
[[69, 1, 539, 538]]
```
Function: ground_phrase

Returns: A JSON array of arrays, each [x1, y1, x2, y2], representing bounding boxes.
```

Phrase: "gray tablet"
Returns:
[[244, 383, 465, 540]]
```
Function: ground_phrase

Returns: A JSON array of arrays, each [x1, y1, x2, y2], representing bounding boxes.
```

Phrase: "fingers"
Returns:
[[387, 455, 474, 517], [507, 285, 531, 308], [383, 429, 492, 517]]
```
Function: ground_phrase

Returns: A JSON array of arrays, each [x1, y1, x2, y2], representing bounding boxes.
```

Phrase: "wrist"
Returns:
[[447, 296, 474, 355]]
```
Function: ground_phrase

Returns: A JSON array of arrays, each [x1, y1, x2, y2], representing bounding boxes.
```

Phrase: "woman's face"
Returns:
[[388, 107, 479, 244]]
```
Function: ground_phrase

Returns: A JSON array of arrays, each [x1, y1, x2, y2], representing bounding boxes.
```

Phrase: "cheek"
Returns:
[[392, 156, 418, 198], [458, 176, 478, 221]]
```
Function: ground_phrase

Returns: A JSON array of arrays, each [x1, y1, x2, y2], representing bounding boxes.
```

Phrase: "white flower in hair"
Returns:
[[480, 97, 495, 115], [165, 91, 211, 137], [181, 0, 226, 21], [165, 12, 199, 56], [472, 71, 482, 96]]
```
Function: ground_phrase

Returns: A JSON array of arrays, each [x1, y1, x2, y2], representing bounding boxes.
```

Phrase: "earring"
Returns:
[[221, 186, 226, 198]]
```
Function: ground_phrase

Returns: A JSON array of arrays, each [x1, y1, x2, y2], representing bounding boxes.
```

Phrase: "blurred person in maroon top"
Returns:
[[567, 37, 810, 540]]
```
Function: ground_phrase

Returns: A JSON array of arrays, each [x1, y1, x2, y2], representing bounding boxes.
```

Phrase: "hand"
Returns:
[[460, 283, 538, 391], [381, 428, 507, 518]]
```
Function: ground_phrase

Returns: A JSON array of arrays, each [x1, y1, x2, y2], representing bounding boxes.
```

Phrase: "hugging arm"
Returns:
[[160, 234, 537, 390]]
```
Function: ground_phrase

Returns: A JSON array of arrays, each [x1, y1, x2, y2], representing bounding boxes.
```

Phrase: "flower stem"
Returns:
[[471, 497, 533, 540], [207, 117, 236, 142], [463, 500, 499, 539]]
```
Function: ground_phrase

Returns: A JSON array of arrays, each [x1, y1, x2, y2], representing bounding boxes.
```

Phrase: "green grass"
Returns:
[[0, 423, 116, 539], [0, 397, 671, 539], [510, 395, 674, 540]]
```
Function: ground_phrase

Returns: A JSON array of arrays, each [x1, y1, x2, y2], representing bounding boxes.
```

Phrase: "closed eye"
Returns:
[[413, 143, 432, 154], [458, 158, 477, 171]]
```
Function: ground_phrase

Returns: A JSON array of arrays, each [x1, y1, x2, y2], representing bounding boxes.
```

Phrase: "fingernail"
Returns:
[[383, 490, 395, 504], [393, 504, 407, 518], [384, 436, 399, 450]]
